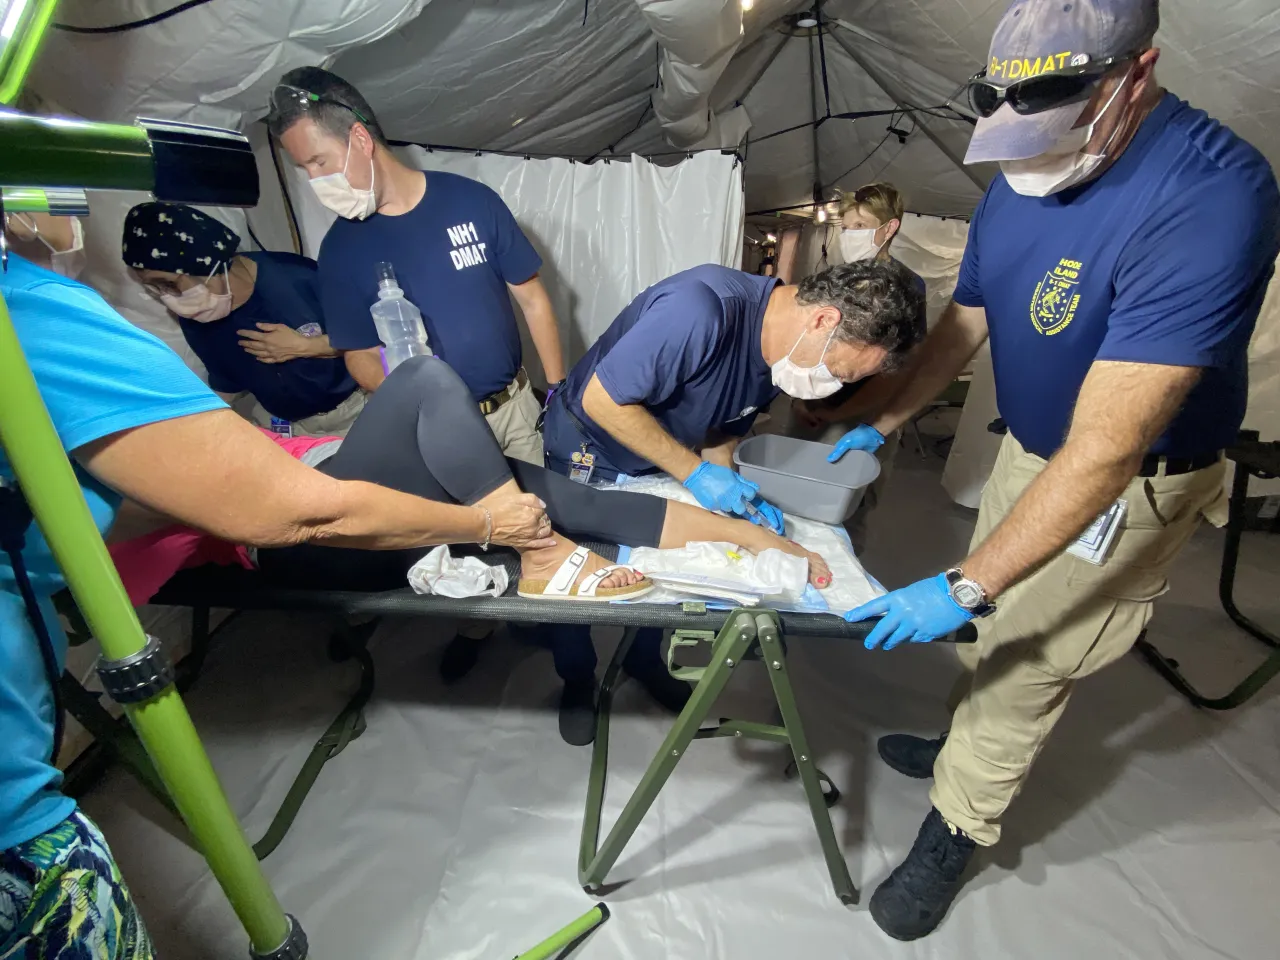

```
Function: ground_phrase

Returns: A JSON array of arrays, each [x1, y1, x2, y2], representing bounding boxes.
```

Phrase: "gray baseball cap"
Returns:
[[964, 0, 1159, 164]]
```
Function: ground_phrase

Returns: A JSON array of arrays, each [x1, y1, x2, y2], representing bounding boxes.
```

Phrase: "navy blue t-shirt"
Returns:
[[558, 265, 780, 476], [179, 251, 357, 422], [317, 171, 542, 400], [954, 93, 1280, 459]]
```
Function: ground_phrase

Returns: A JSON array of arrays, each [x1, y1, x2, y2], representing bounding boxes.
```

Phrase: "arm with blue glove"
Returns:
[[682, 461, 785, 534], [844, 573, 976, 650], [847, 359, 1205, 649], [826, 423, 886, 462], [580, 374, 785, 533]]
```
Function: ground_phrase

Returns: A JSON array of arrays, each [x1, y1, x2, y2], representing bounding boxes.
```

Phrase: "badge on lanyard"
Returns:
[[1066, 499, 1126, 565], [269, 417, 293, 439], [569, 447, 595, 485]]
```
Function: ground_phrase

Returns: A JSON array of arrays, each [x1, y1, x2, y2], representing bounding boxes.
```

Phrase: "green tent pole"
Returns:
[[513, 904, 610, 960], [0, 292, 297, 957]]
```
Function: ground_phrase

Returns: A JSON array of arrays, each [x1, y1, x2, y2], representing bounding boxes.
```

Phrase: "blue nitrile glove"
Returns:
[[683, 461, 785, 534], [827, 424, 886, 463], [745, 494, 786, 535], [844, 572, 973, 650]]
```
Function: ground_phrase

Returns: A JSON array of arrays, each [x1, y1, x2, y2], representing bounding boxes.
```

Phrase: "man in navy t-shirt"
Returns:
[[267, 66, 564, 468], [122, 202, 364, 437], [540, 260, 924, 744], [828, 0, 1280, 940]]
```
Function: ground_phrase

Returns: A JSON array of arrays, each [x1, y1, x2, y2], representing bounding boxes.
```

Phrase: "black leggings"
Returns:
[[256, 357, 668, 590]]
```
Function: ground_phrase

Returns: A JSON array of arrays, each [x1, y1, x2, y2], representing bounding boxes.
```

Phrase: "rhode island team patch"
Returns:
[[1029, 257, 1083, 335]]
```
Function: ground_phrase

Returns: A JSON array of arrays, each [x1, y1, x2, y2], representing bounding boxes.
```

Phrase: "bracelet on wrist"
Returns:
[[479, 506, 492, 551]]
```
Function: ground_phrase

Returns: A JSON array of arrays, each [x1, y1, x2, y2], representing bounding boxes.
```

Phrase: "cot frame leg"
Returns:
[[577, 609, 856, 905], [1134, 459, 1280, 709], [756, 615, 857, 904]]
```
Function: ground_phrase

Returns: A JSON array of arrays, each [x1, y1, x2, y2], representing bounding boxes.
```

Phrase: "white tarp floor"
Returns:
[[81, 439, 1280, 960]]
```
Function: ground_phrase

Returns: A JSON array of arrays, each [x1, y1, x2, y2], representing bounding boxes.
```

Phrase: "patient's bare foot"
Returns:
[[777, 539, 833, 589], [520, 538, 644, 590]]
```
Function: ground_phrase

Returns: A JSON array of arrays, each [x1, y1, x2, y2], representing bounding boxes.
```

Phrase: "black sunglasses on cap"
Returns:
[[966, 53, 1137, 118], [268, 84, 371, 126]]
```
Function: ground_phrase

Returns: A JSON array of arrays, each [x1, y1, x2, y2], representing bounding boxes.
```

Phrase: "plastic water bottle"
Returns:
[[370, 261, 431, 372]]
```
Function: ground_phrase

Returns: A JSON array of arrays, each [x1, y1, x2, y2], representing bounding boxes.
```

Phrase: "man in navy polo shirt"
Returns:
[[122, 202, 364, 437], [541, 260, 925, 744], [267, 66, 565, 467], [828, 0, 1280, 940]]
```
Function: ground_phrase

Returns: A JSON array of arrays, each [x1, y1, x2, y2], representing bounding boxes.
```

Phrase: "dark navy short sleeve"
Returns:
[[1098, 168, 1280, 370], [594, 282, 724, 408], [318, 229, 382, 351], [952, 187, 990, 309], [483, 185, 542, 285]]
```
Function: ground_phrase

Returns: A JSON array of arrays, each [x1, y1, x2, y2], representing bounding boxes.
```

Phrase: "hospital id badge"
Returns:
[[569, 449, 595, 485], [1066, 499, 1127, 565]]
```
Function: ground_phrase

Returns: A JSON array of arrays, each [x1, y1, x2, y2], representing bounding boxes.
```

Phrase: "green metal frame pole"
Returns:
[[0, 0, 61, 105], [0, 293, 293, 956], [512, 904, 610, 960], [0, 112, 155, 192]]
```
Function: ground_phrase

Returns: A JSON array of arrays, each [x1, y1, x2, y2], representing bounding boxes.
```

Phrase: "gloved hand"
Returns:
[[843, 572, 973, 650], [683, 461, 785, 534], [827, 424, 885, 463]]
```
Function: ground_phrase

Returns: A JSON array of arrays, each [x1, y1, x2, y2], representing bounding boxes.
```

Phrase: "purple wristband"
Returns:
[[380, 346, 390, 376]]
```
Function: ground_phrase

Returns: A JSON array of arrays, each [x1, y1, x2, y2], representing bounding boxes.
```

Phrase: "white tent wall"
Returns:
[[279, 146, 744, 381]]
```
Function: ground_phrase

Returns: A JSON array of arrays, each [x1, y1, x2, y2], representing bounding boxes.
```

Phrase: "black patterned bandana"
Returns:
[[122, 202, 240, 275]]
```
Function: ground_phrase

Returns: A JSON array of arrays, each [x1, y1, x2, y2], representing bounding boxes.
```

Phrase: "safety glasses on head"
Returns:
[[269, 84, 371, 126], [966, 53, 1137, 119]]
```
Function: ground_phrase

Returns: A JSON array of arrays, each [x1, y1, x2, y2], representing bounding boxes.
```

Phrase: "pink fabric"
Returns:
[[108, 429, 340, 605]]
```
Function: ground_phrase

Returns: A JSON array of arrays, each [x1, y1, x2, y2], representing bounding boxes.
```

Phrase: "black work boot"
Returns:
[[877, 731, 948, 779], [870, 807, 977, 941], [439, 632, 484, 685], [558, 677, 598, 746]]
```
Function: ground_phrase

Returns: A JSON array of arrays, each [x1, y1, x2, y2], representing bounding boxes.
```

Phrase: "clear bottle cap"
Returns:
[[375, 261, 397, 285]]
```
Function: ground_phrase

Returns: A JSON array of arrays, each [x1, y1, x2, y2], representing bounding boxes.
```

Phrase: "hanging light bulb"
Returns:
[[815, 206, 827, 224], [765, 232, 777, 243], [796, 11, 819, 28], [741, 0, 754, 10]]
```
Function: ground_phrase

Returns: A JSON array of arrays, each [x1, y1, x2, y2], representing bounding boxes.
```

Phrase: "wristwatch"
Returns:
[[944, 567, 995, 617]]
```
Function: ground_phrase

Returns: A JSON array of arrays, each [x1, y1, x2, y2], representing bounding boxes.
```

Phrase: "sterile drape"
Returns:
[[281, 147, 745, 383]]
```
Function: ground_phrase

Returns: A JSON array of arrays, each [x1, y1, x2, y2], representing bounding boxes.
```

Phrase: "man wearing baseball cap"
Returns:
[[827, 0, 1280, 940]]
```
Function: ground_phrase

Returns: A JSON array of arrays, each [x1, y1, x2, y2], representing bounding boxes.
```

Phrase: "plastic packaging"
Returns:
[[626, 541, 809, 604], [734, 435, 880, 524], [406, 545, 508, 599], [369, 261, 431, 372]]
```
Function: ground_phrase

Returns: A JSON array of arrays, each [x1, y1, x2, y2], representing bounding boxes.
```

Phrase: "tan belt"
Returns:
[[478, 368, 529, 416]]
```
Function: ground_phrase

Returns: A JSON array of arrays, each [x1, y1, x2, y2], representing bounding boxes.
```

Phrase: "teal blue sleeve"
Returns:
[[6, 266, 226, 454]]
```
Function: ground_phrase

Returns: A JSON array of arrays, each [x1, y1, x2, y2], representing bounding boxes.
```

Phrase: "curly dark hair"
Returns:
[[795, 259, 925, 371], [267, 66, 388, 146]]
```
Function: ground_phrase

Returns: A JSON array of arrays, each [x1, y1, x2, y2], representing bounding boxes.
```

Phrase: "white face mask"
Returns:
[[771, 327, 843, 400], [309, 137, 377, 220], [839, 226, 886, 263], [11, 214, 88, 280], [1000, 68, 1133, 198], [161, 262, 233, 323]]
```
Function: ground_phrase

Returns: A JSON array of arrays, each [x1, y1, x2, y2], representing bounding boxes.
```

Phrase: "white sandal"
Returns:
[[517, 545, 655, 603]]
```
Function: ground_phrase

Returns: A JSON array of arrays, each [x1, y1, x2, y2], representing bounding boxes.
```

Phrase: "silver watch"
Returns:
[[944, 568, 994, 617]]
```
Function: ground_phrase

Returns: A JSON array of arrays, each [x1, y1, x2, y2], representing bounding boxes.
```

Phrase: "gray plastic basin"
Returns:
[[734, 434, 881, 524]]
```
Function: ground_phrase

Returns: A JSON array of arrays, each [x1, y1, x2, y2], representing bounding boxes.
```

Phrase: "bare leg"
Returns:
[[657, 501, 833, 588], [477, 481, 644, 589]]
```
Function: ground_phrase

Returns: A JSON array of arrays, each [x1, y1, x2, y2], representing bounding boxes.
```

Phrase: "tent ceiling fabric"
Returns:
[[34, 1, 1280, 218]]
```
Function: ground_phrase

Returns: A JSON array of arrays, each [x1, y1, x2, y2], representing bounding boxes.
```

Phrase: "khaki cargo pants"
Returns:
[[249, 388, 368, 438], [930, 433, 1227, 846], [484, 375, 544, 466]]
